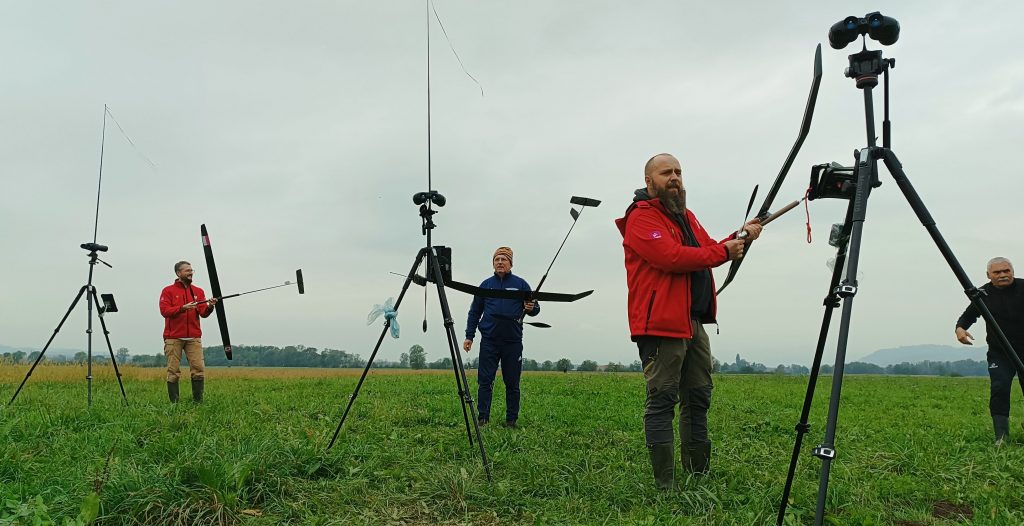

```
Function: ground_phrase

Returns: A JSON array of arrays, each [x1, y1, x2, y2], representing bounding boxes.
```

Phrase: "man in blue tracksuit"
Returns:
[[463, 246, 539, 428]]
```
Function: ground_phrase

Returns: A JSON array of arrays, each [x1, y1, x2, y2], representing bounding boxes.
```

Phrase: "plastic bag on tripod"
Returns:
[[827, 257, 864, 282], [367, 297, 400, 338]]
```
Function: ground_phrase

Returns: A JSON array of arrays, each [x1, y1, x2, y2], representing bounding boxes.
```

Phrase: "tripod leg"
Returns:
[[429, 252, 474, 446], [442, 314, 474, 445], [327, 249, 428, 451], [776, 205, 854, 525], [8, 286, 89, 406], [882, 149, 1024, 377], [428, 250, 493, 481], [812, 148, 878, 526], [91, 288, 128, 404]]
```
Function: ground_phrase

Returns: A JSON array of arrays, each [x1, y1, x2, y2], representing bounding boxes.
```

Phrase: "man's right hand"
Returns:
[[955, 327, 974, 345], [180, 301, 198, 313], [463, 339, 473, 352], [724, 239, 746, 260]]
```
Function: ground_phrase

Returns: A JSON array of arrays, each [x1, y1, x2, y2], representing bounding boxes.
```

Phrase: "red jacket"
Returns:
[[615, 199, 734, 339], [159, 280, 213, 339]]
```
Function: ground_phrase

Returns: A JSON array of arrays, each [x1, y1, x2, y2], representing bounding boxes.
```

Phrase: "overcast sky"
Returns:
[[2, 1, 1021, 368]]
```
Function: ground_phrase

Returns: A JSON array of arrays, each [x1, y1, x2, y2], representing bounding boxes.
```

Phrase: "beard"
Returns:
[[654, 185, 686, 214]]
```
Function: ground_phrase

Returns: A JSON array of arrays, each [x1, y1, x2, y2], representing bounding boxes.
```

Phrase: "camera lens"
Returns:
[[867, 13, 899, 46], [828, 16, 861, 50]]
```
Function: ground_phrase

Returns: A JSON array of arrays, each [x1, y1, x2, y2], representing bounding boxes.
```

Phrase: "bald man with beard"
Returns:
[[615, 153, 762, 489]]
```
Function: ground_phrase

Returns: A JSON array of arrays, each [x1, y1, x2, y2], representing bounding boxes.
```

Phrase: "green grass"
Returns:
[[2, 368, 1023, 525]]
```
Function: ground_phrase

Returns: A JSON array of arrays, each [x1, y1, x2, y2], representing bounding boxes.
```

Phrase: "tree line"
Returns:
[[718, 353, 990, 377], [0, 348, 992, 376]]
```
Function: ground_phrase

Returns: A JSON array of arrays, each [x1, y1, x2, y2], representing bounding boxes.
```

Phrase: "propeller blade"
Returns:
[[201, 224, 233, 360]]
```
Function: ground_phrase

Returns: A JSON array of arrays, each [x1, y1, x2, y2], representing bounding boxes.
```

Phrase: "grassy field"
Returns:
[[1, 365, 1023, 525]]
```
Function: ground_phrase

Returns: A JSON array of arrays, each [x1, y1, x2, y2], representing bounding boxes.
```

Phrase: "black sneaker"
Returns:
[[503, 420, 517, 429], [478, 417, 489, 426]]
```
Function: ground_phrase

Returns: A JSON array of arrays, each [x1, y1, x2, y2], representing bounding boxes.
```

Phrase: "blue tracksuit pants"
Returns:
[[476, 338, 523, 422]]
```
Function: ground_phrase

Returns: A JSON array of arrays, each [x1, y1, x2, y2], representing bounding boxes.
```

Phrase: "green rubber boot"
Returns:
[[191, 378, 205, 403], [681, 441, 712, 475], [994, 415, 1010, 445], [648, 443, 675, 490]]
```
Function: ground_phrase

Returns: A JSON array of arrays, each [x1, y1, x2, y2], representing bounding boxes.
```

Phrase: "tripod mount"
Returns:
[[326, 191, 493, 479], [8, 243, 128, 407], [776, 15, 1024, 526], [326, 190, 595, 480]]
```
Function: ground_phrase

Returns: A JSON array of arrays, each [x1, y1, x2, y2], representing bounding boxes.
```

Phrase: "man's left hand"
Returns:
[[524, 300, 536, 313], [208, 298, 218, 306]]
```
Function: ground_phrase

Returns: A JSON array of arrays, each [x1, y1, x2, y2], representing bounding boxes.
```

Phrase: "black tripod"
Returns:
[[776, 32, 1024, 526], [327, 190, 492, 480], [8, 243, 128, 406]]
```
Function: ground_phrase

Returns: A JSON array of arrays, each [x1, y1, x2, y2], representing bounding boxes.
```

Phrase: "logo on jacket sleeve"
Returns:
[[649, 230, 662, 239]]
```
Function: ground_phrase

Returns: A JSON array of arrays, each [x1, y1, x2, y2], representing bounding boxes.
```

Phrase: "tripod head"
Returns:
[[415, 190, 446, 236], [845, 48, 895, 90], [829, 12, 899, 90], [80, 242, 112, 268]]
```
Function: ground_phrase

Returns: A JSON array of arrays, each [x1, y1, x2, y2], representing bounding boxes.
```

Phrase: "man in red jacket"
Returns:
[[615, 153, 761, 489], [159, 260, 218, 403]]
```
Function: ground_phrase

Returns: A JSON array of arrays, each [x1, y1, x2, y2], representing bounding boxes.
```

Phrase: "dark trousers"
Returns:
[[988, 349, 1024, 417], [476, 338, 523, 422], [637, 322, 714, 447]]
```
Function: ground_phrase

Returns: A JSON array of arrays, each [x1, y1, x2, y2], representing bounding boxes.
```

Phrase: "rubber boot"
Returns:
[[680, 385, 712, 474], [993, 415, 1010, 445], [167, 382, 179, 403], [191, 378, 204, 403], [682, 441, 712, 475], [648, 443, 675, 490]]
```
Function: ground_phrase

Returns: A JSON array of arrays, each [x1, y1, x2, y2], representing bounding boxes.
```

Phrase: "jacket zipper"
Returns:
[[644, 290, 657, 332]]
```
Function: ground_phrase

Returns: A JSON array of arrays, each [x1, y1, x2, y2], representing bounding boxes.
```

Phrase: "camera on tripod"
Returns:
[[426, 246, 453, 284], [80, 242, 108, 253], [808, 162, 857, 201], [413, 190, 446, 207], [828, 12, 899, 50]]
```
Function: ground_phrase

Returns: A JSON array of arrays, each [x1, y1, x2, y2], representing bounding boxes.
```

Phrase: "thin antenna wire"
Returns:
[[93, 105, 108, 243], [430, 1, 484, 97], [105, 106, 159, 172]]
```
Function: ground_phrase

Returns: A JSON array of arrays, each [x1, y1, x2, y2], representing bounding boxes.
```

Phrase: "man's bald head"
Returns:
[[644, 153, 677, 177]]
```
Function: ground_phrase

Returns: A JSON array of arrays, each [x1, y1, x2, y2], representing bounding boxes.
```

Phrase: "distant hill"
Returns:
[[857, 344, 986, 366]]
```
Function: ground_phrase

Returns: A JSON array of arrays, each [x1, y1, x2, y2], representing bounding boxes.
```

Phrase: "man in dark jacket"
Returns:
[[159, 260, 217, 403], [615, 153, 761, 489], [955, 257, 1024, 444], [463, 247, 539, 428]]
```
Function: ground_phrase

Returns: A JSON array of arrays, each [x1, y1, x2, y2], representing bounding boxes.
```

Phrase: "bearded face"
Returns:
[[654, 183, 686, 214], [645, 155, 687, 214]]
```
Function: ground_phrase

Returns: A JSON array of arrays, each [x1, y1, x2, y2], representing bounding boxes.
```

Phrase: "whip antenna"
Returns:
[[92, 105, 108, 244]]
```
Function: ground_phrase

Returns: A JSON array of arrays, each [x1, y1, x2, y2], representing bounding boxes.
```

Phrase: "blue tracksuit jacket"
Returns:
[[465, 272, 540, 342]]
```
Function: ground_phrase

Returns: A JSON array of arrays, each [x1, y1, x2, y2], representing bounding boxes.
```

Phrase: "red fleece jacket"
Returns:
[[159, 280, 213, 339], [615, 199, 734, 339]]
